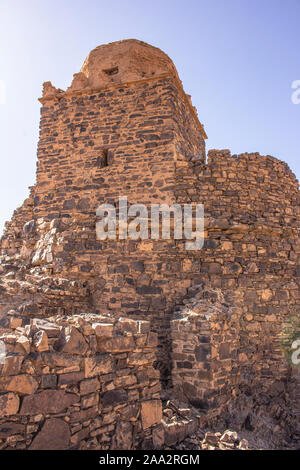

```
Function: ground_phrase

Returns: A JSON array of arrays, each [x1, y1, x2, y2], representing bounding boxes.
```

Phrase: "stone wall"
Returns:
[[171, 286, 300, 446], [192, 150, 300, 394], [169, 144, 300, 423], [171, 287, 240, 411], [0, 314, 162, 449]]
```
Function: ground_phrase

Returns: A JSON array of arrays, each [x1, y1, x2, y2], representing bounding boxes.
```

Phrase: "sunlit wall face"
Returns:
[[0, 0, 299, 235]]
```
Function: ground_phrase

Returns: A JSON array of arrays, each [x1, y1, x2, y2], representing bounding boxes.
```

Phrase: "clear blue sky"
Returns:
[[0, 0, 299, 235]]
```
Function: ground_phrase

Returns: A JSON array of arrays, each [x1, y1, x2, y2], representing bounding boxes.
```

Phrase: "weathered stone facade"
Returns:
[[0, 39, 299, 449]]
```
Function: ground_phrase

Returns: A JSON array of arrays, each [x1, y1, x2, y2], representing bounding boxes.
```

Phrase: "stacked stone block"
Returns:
[[0, 313, 162, 449], [171, 288, 240, 410]]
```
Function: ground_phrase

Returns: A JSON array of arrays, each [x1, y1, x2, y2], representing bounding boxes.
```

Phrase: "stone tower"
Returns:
[[0, 40, 208, 377], [0, 40, 299, 437]]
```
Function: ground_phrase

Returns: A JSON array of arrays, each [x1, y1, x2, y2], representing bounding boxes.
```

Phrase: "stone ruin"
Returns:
[[0, 39, 299, 450]]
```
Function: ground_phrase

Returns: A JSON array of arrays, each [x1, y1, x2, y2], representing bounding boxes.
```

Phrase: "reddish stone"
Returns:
[[20, 389, 79, 415], [0, 393, 20, 417], [29, 418, 70, 450]]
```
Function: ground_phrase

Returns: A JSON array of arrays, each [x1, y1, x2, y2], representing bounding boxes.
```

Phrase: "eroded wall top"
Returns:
[[42, 39, 180, 96], [79, 39, 180, 89]]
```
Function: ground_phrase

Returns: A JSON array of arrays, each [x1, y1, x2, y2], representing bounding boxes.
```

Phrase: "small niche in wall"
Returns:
[[103, 66, 119, 76], [97, 149, 112, 169]]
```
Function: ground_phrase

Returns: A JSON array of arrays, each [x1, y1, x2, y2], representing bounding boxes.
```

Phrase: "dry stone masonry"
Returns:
[[0, 39, 299, 449], [0, 314, 161, 449]]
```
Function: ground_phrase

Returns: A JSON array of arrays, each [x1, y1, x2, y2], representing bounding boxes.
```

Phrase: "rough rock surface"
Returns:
[[29, 418, 71, 450], [0, 314, 161, 450]]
